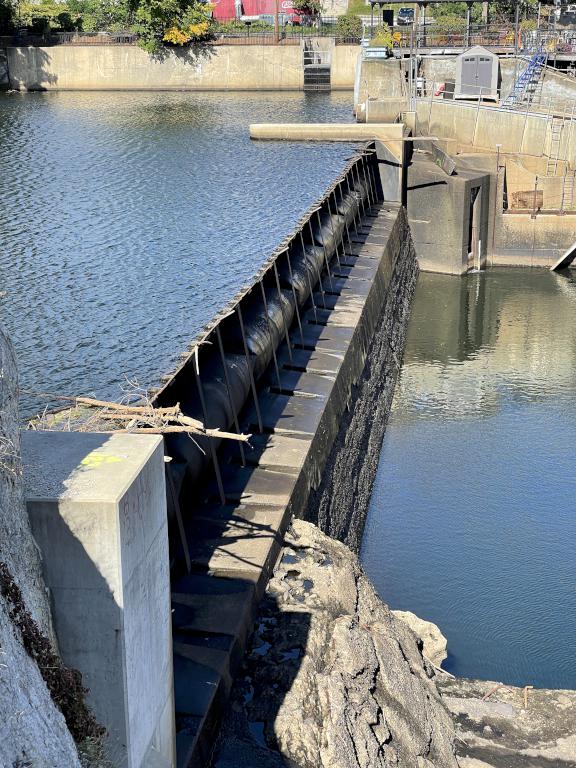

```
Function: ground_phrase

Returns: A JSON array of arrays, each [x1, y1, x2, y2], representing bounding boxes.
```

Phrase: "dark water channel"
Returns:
[[0, 91, 355, 416], [362, 269, 576, 690]]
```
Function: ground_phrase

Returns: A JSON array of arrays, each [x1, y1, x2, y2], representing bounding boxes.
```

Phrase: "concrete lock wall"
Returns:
[[3, 43, 360, 91], [22, 431, 175, 768], [415, 99, 576, 166]]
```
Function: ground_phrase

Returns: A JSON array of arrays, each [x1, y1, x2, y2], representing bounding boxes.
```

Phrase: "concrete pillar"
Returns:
[[22, 431, 175, 768]]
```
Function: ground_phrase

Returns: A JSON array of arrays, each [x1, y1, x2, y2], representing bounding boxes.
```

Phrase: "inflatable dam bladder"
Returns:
[[146, 142, 421, 766], [151, 147, 379, 570]]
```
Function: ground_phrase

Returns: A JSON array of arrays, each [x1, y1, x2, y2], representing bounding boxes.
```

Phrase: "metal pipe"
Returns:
[[325, 194, 343, 268], [272, 260, 294, 362], [192, 362, 226, 506], [299, 228, 320, 320], [284, 248, 305, 345], [236, 304, 263, 433], [215, 325, 245, 466], [258, 278, 282, 389], [315, 209, 335, 292]]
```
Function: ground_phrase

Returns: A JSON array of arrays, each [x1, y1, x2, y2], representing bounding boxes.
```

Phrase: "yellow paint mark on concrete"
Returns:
[[81, 453, 123, 468]]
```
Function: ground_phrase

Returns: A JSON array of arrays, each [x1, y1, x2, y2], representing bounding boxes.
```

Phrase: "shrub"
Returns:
[[370, 23, 392, 48], [335, 13, 362, 40]]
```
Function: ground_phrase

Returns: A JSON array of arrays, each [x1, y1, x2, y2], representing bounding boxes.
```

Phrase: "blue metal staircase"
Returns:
[[503, 52, 547, 107]]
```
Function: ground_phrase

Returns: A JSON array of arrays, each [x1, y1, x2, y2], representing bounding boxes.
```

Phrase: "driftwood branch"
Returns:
[[23, 389, 250, 442]]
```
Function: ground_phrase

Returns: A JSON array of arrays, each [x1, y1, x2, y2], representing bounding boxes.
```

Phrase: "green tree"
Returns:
[[67, 0, 132, 32], [369, 22, 393, 48], [292, 0, 322, 19], [432, 3, 482, 23], [130, 0, 212, 53], [490, 0, 538, 20], [0, 0, 16, 32], [335, 13, 362, 40]]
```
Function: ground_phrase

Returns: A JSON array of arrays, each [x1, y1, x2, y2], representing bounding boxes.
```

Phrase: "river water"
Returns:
[[0, 91, 354, 416], [362, 269, 576, 690]]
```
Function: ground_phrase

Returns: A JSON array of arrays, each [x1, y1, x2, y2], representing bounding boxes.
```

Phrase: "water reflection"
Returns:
[[362, 269, 576, 689], [0, 91, 355, 416]]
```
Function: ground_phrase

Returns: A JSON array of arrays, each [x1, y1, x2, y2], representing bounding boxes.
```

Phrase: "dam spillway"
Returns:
[[143, 146, 418, 765]]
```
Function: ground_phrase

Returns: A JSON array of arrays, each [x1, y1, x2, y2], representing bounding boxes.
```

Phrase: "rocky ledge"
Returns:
[[213, 519, 458, 768], [213, 520, 576, 768]]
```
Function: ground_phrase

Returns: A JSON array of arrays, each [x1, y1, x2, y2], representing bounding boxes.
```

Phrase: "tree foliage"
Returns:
[[334, 13, 362, 39], [0, 0, 16, 33], [131, 0, 212, 53], [490, 0, 538, 20], [292, 0, 322, 18], [8, 0, 213, 51], [369, 22, 393, 48]]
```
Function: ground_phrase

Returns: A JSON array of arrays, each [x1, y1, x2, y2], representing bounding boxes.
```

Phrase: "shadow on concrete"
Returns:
[[22, 431, 128, 765], [150, 39, 216, 66], [5, 45, 57, 90], [171, 564, 310, 768]]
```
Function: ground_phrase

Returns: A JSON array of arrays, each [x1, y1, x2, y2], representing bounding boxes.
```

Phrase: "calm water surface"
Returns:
[[0, 91, 355, 415], [362, 269, 576, 689]]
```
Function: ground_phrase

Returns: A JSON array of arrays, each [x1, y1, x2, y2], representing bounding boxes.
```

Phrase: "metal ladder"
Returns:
[[546, 115, 564, 175], [303, 40, 331, 92], [560, 170, 576, 211], [503, 52, 548, 107]]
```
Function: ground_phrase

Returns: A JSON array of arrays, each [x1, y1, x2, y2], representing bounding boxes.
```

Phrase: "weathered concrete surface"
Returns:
[[304, 208, 418, 547], [0, 327, 81, 768], [405, 153, 491, 275], [392, 610, 448, 668], [439, 677, 576, 768], [22, 430, 175, 768], [4, 43, 360, 91], [250, 122, 404, 141], [213, 520, 459, 768], [414, 99, 576, 167]]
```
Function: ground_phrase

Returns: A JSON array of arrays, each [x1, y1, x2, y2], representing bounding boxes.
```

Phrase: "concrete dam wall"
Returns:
[[1, 43, 360, 91], [146, 145, 418, 763]]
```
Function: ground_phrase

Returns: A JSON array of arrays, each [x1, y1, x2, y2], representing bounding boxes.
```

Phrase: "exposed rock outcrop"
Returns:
[[0, 328, 82, 768], [439, 677, 576, 768], [214, 519, 459, 768], [392, 610, 448, 669]]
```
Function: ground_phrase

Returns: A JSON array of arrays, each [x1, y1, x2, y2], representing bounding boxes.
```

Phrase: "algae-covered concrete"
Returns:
[[2, 43, 360, 91], [22, 430, 175, 768]]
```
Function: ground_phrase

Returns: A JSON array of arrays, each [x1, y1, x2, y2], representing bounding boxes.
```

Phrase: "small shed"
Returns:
[[455, 46, 500, 101]]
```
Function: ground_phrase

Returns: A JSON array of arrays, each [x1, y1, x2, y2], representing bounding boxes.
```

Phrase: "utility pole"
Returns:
[[274, 0, 279, 44]]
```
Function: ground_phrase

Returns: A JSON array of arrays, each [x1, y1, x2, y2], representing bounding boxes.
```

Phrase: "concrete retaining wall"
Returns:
[[415, 99, 576, 166], [2, 43, 360, 91], [304, 209, 418, 550]]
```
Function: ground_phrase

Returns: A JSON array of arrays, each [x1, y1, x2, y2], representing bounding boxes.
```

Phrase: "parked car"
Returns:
[[396, 7, 415, 26]]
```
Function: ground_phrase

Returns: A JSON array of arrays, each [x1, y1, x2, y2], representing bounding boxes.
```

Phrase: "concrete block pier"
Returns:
[[22, 431, 175, 768]]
